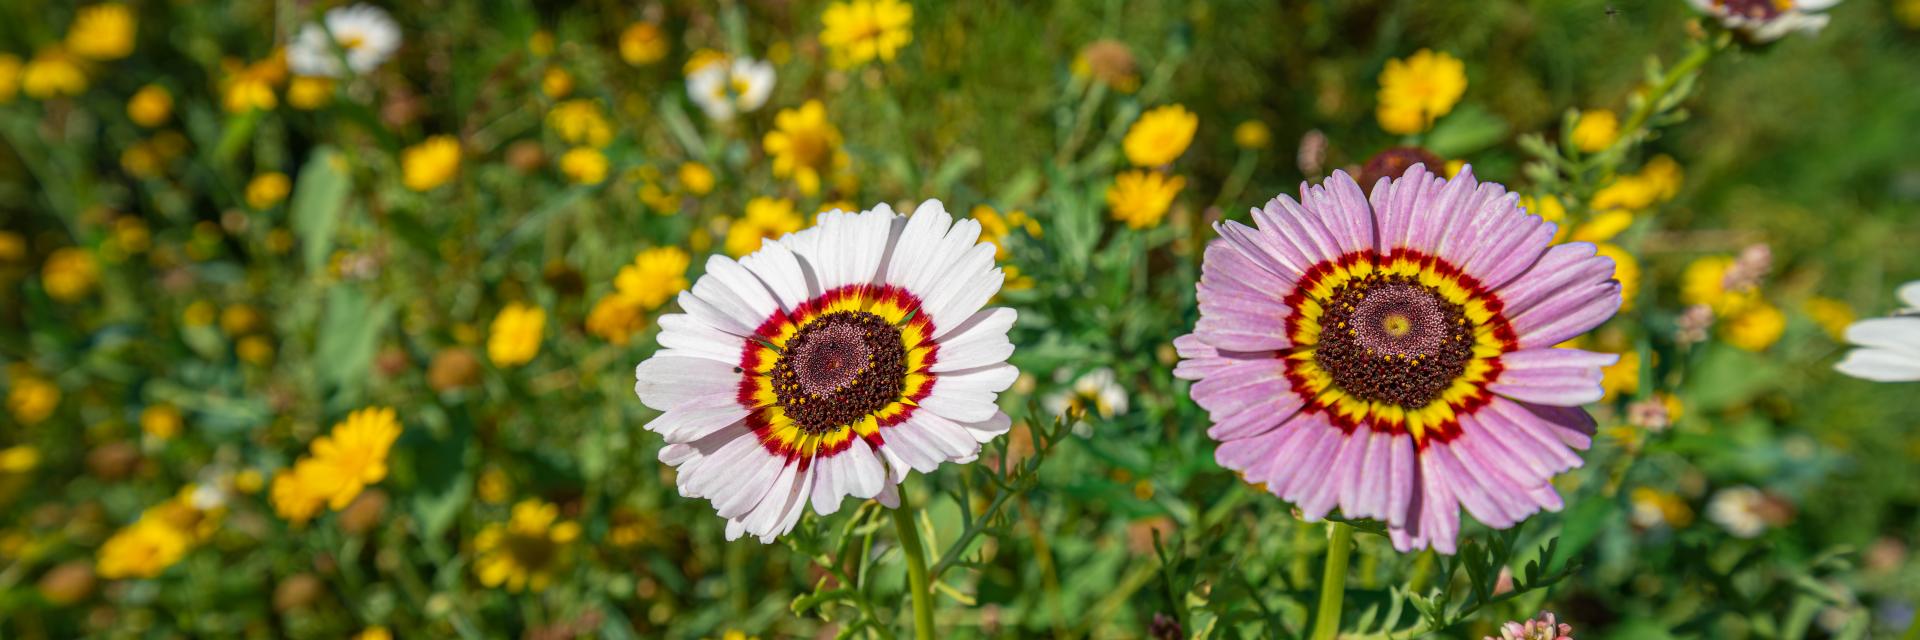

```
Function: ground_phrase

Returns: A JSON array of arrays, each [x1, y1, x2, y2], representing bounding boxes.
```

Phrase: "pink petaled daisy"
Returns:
[[634, 201, 1017, 542], [1487, 611, 1576, 640], [1174, 165, 1620, 553]]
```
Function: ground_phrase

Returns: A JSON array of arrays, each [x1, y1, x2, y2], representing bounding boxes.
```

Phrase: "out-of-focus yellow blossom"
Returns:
[[95, 518, 190, 580], [1593, 243, 1639, 312], [473, 499, 581, 593], [1571, 209, 1634, 243], [1899, 0, 1920, 28], [763, 100, 847, 196], [1233, 120, 1271, 150], [541, 67, 573, 99], [586, 295, 647, 345], [140, 404, 183, 440], [820, 0, 914, 68], [65, 4, 136, 61], [818, 200, 857, 215], [638, 182, 678, 213], [183, 300, 217, 327], [684, 48, 728, 75], [233, 469, 263, 494], [1592, 155, 1683, 212], [120, 132, 188, 178], [1072, 40, 1139, 92], [1521, 194, 1570, 243], [547, 100, 613, 148], [476, 467, 511, 504], [1376, 49, 1466, 135], [1723, 301, 1786, 352], [1631, 487, 1695, 528], [110, 215, 149, 255], [1803, 296, 1855, 340], [1123, 104, 1199, 167], [8, 376, 60, 426], [1641, 155, 1683, 200], [126, 84, 171, 127], [678, 162, 716, 196], [0, 231, 24, 263], [488, 303, 546, 367], [1681, 256, 1759, 314], [726, 197, 804, 257], [559, 147, 609, 185], [0, 55, 21, 103], [614, 247, 692, 310], [286, 76, 333, 110], [528, 30, 554, 57], [352, 627, 393, 640], [221, 54, 285, 113], [221, 304, 262, 335], [303, 407, 402, 509], [23, 48, 87, 99], [1601, 351, 1640, 400], [245, 172, 291, 209], [41, 248, 98, 301], [402, 136, 461, 191], [620, 22, 669, 65], [1002, 265, 1035, 292], [973, 205, 1041, 261], [266, 229, 295, 255], [1107, 170, 1184, 230], [0, 445, 38, 474], [720, 631, 759, 640], [237, 335, 274, 365], [1571, 109, 1620, 153], [271, 461, 329, 524]]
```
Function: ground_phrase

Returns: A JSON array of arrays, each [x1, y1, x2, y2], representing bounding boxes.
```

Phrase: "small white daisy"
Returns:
[[1687, 0, 1838, 43], [686, 57, 775, 122], [1707, 486, 1775, 538], [1835, 281, 1920, 382], [634, 200, 1018, 542], [1042, 368, 1129, 436], [288, 4, 402, 78]]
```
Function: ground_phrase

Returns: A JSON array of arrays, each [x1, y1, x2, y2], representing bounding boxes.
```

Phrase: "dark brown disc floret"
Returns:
[[773, 311, 909, 434], [1312, 275, 1476, 407]]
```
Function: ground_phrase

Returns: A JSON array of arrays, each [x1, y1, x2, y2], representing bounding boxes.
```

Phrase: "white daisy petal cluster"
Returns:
[[1835, 281, 1920, 382], [634, 200, 1018, 542], [687, 57, 776, 121], [1687, 0, 1838, 43], [288, 4, 403, 78]]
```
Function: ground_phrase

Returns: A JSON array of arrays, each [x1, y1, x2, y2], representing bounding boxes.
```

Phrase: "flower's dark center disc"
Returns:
[[1313, 275, 1475, 407], [505, 533, 556, 569], [775, 311, 908, 434], [1716, 0, 1787, 19]]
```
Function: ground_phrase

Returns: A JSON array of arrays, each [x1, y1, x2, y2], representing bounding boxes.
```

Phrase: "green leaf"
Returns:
[[288, 146, 354, 272], [408, 414, 473, 540], [1551, 496, 1616, 572], [1426, 104, 1511, 158], [312, 286, 395, 397]]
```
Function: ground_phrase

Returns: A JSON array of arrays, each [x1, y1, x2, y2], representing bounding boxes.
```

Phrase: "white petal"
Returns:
[[739, 239, 812, 311], [1835, 348, 1920, 382], [655, 314, 745, 363], [1844, 317, 1920, 355], [634, 355, 740, 410], [958, 411, 1012, 443], [930, 307, 1016, 372], [1898, 281, 1920, 311], [699, 255, 781, 321], [675, 290, 755, 337], [645, 394, 749, 444]]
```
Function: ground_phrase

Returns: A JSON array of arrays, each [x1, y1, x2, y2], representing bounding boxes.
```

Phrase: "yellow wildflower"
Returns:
[[1376, 49, 1466, 135], [1641, 155, 1684, 200], [41, 248, 99, 302], [1106, 170, 1184, 230], [402, 136, 461, 191], [140, 404, 183, 440], [0, 231, 22, 263], [271, 461, 329, 524], [614, 247, 693, 310], [678, 162, 716, 196], [559, 147, 609, 185], [1601, 351, 1640, 400], [1123, 104, 1199, 167], [233, 469, 264, 494], [286, 76, 334, 110], [1900, 0, 1920, 28], [182, 300, 217, 327], [8, 375, 59, 426], [763, 100, 847, 196], [1803, 296, 1855, 341], [221, 304, 262, 335], [237, 335, 274, 365], [541, 67, 573, 99], [528, 30, 554, 57], [65, 4, 136, 61], [1593, 243, 1639, 312], [683, 48, 728, 76], [586, 295, 647, 345], [488, 303, 546, 367], [726, 197, 804, 257], [1570, 109, 1620, 153], [245, 172, 291, 209], [304, 407, 403, 509], [547, 100, 613, 148], [23, 48, 87, 99], [353, 627, 393, 640], [973, 205, 1041, 261], [221, 54, 285, 113], [0, 445, 38, 474], [1233, 120, 1272, 150], [1571, 209, 1634, 244], [820, 0, 914, 68], [0, 55, 21, 103], [1631, 487, 1695, 529], [620, 23, 669, 65], [1681, 256, 1758, 314], [1723, 301, 1786, 352], [473, 499, 581, 592], [96, 518, 191, 580], [127, 84, 171, 127], [476, 467, 511, 504]]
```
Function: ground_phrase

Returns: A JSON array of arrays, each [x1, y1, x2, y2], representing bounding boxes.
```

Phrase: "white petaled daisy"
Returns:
[[1043, 368, 1129, 436], [288, 4, 402, 78], [1834, 281, 1920, 382], [1687, 0, 1838, 43], [686, 57, 775, 121], [634, 201, 1018, 542]]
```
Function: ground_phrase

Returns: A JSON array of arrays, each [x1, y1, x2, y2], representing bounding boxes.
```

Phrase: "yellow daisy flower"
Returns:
[[1570, 109, 1620, 153], [725, 197, 804, 257], [304, 407, 403, 509], [402, 136, 461, 192], [126, 84, 171, 127], [614, 247, 693, 310], [559, 147, 609, 185], [1375, 49, 1466, 135], [95, 518, 191, 580], [65, 3, 136, 61], [1106, 170, 1184, 230], [41, 247, 99, 302], [246, 172, 292, 209], [819, 0, 914, 68], [547, 99, 614, 148], [7, 375, 60, 426], [488, 303, 546, 367], [23, 48, 87, 99], [620, 22, 669, 65], [1123, 104, 1199, 168], [762, 100, 847, 196], [473, 499, 582, 593]]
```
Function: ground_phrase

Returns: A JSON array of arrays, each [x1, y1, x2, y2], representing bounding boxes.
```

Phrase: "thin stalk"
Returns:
[[892, 491, 937, 640], [1310, 522, 1354, 640]]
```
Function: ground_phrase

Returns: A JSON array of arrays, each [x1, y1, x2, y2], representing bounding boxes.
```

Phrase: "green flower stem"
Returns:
[[893, 491, 937, 640], [1310, 522, 1354, 640]]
